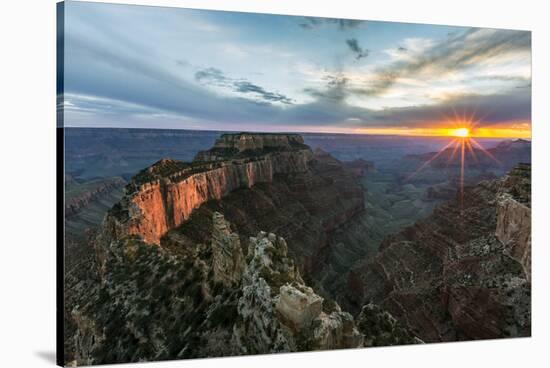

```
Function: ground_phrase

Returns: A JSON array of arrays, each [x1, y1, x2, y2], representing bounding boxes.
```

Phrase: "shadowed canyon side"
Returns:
[[349, 164, 531, 341], [495, 165, 531, 281]]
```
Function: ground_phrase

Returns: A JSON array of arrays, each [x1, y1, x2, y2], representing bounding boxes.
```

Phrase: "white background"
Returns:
[[0, 0, 548, 367]]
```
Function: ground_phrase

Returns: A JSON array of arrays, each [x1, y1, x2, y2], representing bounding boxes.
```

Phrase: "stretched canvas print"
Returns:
[[57, 1, 532, 366]]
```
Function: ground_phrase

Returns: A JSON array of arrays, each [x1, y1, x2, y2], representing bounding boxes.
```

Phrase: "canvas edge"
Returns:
[[56, 1, 66, 366]]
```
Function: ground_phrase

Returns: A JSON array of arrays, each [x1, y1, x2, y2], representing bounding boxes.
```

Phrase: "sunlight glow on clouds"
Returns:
[[61, 1, 531, 138]]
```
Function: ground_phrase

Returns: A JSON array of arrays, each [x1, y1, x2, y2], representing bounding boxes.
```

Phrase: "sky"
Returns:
[[60, 1, 532, 138]]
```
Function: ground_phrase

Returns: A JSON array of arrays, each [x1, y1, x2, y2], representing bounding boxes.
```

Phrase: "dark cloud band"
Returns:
[[346, 38, 369, 60], [299, 17, 364, 31]]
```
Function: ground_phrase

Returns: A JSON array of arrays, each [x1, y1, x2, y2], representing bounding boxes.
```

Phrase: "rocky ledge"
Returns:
[[72, 212, 373, 365], [350, 164, 531, 342], [195, 132, 309, 161]]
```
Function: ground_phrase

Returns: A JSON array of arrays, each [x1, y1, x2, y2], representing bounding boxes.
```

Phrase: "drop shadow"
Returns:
[[35, 351, 57, 364]]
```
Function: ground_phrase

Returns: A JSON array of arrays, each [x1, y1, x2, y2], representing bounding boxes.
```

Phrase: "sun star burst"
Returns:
[[451, 128, 470, 138], [407, 113, 502, 214]]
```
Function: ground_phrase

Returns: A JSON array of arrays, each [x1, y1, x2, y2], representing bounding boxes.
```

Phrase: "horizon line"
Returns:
[[61, 125, 531, 140]]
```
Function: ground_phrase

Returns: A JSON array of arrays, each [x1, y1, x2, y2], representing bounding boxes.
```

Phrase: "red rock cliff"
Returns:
[[112, 137, 314, 244]]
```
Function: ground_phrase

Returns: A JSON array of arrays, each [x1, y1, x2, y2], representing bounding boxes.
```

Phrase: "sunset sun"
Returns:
[[451, 128, 470, 138], [408, 122, 502, 212]]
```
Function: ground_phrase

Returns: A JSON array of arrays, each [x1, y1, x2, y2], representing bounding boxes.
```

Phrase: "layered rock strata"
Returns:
[[65, 177, 126, 218], [103, 133, 366, 297], [351, 164, 531, 342], [194, 132, 309, 161], [112, 135, 314, 244]]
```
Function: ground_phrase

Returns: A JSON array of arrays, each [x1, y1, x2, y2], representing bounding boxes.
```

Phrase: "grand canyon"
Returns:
[[59, 4, 532, 365], [62, 129, 531, 365]]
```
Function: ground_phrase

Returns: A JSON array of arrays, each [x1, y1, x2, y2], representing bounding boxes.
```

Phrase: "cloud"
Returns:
[[299, 17, 364, 31], [360, 28, 531, 96], [303, 74, 349, 102], [195, 67, 227, 85], [366, 88, 531, 128], [472, 75, 530, 84], [64, 81, 530, 133], [233, 81, 293, 104], [62, 2, 530, 134], [289, 82, 531, 130], [65, 25, 529, 131], [64, 31, 288, 127], [346, 38, 369, 60], [175, 59, 190, 67], [302, 70, 388, 102], [194, 67, 293, 105]]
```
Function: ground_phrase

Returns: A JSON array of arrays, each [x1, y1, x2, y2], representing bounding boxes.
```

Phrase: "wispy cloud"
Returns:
[[472, 75, 530, 84], [62, 2, 531, 134], [361, 28, 531, 96], [195, 67, 293, 105]]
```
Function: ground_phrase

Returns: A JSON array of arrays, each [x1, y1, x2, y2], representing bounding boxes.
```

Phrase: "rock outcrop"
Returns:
[[194, 132, 309, 161], [495, 163, 531, 281], [356, 303, 423, 347], [234, 229, 363, 354], [102, 133, 366, 300], [111, 135, 314, 244], [211, 212, 244, 287], [276, 284, 323, 330], [351, 164, 531, 342], [72, 212, 366, 365]]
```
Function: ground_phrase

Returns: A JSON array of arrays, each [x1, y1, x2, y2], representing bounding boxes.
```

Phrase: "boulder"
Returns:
[[276, 283, 323, 330]]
